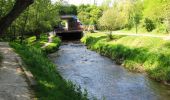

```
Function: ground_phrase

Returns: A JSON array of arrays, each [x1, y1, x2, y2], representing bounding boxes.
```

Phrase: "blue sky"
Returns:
[[52, 0, 105, 5]]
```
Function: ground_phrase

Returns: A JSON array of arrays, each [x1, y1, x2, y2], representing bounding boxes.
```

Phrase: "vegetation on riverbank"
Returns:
[[25, 34, 61, 54], [81, 33, 170, 83], [10, 34, 88, 100]]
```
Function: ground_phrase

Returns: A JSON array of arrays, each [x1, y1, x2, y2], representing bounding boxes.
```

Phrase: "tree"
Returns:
[[99, 3, 128, 31], [101, 0, 112, 10], [77, 5, 102, 25], [0, 0, 34, 35], [143, 0, 170, 33], [0, 0, 61, 41], [58, 4, 77, 15], [125, 0, 143, 33], [162, 0, 170, 33], [0, 0, 14, 19]]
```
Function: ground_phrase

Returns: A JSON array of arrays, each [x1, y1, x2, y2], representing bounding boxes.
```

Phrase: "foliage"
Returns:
[[101, 0, 112, 10], [0, 0, 14, 19], [143, 0, 165, 20], [77, 4, 102, 25], [141, 0, 170, 33], [82, 33, 170, 82], [97, 0, 170, 34], [25, 34, 61, 53], [10, 35, 88, 100], [99, 6, 128, 30], [0, 0, 60, 40], [99, 0, 143, 31], [144, 18, 155, 32], [124, 0, 143, 33], [58, 4, 77, 15]]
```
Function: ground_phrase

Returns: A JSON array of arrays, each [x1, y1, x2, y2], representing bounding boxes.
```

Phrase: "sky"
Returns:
[[52, 0, 105, 5]]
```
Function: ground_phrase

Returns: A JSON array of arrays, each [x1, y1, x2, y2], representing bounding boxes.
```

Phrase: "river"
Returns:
[[48, 41, 170, 100]]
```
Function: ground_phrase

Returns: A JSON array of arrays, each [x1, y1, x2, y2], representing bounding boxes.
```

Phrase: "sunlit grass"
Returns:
[[26, 34, 61, 54], [81, 33, 170, 83]]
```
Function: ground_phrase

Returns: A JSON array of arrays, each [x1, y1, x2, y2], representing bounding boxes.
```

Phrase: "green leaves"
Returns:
[[99, 4, 128, 30], [77, 5, 102, 25], [143, 0, 170, 33], [144, 18, 155, 32]]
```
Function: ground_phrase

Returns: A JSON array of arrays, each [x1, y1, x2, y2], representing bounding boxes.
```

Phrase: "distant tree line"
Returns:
[[63, 0, 170, 34], [1, 0, 170, 41], [98, 0, 170, 34]]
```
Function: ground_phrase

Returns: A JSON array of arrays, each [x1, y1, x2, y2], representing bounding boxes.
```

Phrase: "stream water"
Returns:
[[48, 41, 170, 100]]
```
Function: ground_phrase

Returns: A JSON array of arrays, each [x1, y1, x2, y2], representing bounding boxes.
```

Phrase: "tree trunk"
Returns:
[[20, 9, 29, 44], [135, 23, 138, 34], [0, 0, 34, 35]]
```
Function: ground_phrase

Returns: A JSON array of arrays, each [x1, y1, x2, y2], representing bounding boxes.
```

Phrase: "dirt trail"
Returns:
[[0, 42, 33, 100], [41, 32, 55, 48]]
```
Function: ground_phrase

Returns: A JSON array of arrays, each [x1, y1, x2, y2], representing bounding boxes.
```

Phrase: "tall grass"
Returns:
[[10, 35, 88, 100], [81, 33, 170, 83]]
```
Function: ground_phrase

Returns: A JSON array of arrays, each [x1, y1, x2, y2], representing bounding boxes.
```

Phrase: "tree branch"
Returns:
[[0, 0, 34, 34]]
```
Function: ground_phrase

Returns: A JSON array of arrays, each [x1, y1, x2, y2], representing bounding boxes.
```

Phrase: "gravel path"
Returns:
[[0, 42, 34, 100]]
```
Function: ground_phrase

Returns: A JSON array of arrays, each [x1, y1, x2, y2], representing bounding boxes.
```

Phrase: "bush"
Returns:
[[144, 18, 155, 32], [154, 24, 168, 34]]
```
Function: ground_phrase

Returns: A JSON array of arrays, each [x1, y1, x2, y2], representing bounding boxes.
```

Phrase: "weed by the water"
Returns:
[[81, 33, 170, 83], [25, 35, 61, 53]]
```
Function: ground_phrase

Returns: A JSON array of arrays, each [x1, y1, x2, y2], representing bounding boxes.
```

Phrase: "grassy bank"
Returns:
[[81, 33, 170, 83], [25, 35, 61, 54], [10, 34, 88, 100]]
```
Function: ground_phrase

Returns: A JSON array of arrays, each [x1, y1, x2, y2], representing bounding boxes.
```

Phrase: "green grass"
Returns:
[[10, 34, 88, 100], [25, 35, 61, 53], [82, 33, 170, 83]]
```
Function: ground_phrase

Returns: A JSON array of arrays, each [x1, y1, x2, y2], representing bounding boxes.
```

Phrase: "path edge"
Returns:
[[15, 54, 37, 87]]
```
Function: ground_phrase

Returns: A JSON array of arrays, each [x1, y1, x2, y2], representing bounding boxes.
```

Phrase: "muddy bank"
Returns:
[[49, 41, 170, 100]]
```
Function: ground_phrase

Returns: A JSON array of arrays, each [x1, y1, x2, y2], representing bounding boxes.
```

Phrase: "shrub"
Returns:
[[144, 18, 155, 32], [154, 24, 168, 34]]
